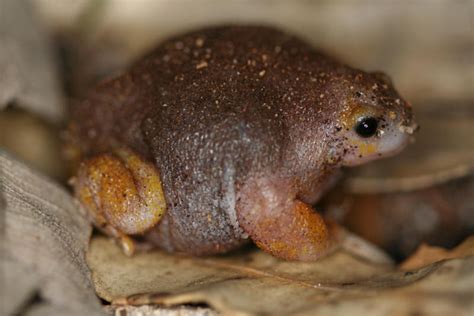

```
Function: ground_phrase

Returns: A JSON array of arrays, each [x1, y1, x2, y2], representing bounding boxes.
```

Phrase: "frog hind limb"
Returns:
[[74, 148, 167, 255]]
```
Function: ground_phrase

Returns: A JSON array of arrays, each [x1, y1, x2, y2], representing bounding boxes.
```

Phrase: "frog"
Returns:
[[68, 25, 416, 261]]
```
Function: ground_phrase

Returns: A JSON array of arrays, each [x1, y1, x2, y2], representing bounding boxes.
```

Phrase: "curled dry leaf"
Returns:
[[86, 234, 474, 315], [0, 109, 68, 181], [400, 236, 474, 270], [0, 0, 64, 123], [0, 0, 68, 181], [0, 151, 103, 316]]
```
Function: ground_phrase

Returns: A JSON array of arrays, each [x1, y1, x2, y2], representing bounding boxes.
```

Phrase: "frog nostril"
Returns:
[[398, 122, 419, 135]]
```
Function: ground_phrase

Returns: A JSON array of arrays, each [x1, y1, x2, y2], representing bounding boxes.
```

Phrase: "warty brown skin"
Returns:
[[69, 25, 415, 260]]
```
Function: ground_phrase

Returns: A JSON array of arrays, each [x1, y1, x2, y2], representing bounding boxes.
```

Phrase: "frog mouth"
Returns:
[[379, 118, 419, 156], [378, 121, 416, 157]]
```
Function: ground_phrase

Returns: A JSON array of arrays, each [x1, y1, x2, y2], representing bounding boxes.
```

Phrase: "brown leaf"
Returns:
[[87, 237, 390, 302], [106, 305, 218, 316], [400, 236, 474, 270], [86, 234, 474, 315], [323, 174, 474, 259]]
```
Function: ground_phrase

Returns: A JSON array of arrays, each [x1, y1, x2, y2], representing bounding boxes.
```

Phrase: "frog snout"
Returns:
[[398, 121, 419, 135], [378, 116, 418, 157], [397, 113, 419, 148]]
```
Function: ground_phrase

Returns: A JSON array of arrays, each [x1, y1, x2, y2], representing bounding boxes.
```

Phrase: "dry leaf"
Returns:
[[0, 151, 103, 315], [34, 1, 473, 103], [323, 174, 474, 259], [0, 0, 64, 122], [2, 2, 473, 315], [400, 236, 474, 270], [86, 235, 474, 315], [0, 109, 68, 180], [106, 305, 218, 316]]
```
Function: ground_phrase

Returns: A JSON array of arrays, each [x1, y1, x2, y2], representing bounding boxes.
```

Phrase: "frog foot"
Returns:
[[73, 148, 167, 256], [237, 177, 340, 261]]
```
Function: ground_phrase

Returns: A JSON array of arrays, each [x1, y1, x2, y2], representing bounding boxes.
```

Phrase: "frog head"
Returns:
[[328, 71, 417, 166]]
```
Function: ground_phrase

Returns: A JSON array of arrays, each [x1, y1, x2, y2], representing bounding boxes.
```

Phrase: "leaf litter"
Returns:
[[87, 235, 474, 315]]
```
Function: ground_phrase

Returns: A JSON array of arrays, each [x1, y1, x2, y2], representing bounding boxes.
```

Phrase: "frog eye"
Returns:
[[354, 116, 378, 138]]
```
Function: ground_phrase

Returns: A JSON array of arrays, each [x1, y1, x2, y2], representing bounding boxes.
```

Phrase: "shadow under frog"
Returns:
[[69, 26, 416, 261]]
